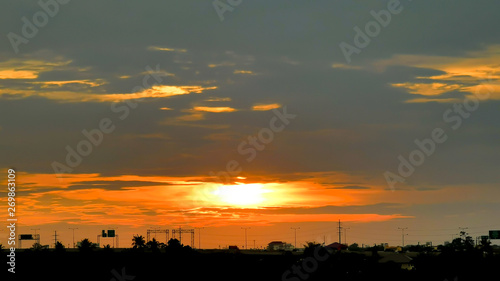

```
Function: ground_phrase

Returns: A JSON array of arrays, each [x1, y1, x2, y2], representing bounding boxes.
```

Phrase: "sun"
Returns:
[[212, 183, 270, 206]]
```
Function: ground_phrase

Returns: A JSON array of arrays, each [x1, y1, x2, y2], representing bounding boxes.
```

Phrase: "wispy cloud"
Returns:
[[233, 70, 255, 75], [331, 63, 362, 70], [29, 79, 106, 88], [392, 82, 462, 96], [208, 62, 236, 68], [205, 97, 232, 102], [193, 106, 237, 113], [0, 57, 72, 80], [376, 45, 500, 102], [252, 103, 281, 111], [0, 85, 217, 102], [147, 46, 187, 53], [97, 85, 217, 102], [0, 70, 38, 79]]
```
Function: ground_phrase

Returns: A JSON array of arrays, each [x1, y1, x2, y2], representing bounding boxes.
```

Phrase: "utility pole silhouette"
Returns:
[[291, 227, 300, 248], [338, 220, 342, 244], [31, 228, 40, 236], [344, 227, 350, 246], [68, 227, 78, 248], [195, 227, 204, 249], [173, 226, 195, 247], [31, 228, 40, 248], [178, 226, 182, 244], [111, 227, 119, 248], [53, 231, 58, 248], [398, 227, 408, 247], [241, 227, 250, 249]]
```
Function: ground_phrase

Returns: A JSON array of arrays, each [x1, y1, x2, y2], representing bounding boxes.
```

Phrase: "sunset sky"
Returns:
[[0, 0, 499, 249]]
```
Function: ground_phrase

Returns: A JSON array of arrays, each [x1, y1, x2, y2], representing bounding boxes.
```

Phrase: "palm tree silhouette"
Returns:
[[146, 237, 166, 252], [132, 235, 146, 249], [147, 238, 165, 249]]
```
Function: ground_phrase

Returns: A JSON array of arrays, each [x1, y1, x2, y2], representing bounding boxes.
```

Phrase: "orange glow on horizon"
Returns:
[[211, 183, 271, 206], [0, 171, 411, 229]]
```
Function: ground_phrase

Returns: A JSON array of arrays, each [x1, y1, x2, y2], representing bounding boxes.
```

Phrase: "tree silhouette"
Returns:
[[479, 238, 493, 255], [303, 241, 322, 256], [167, 238, 183, 249], [146, 237, 165, 251], [55, 241, 66, 252], [78, 238, 96, 252], [102, 244, 114, 254], [445, 231, 475, 252], [348, 243, 361, 252], [31, 243, 43, 250], [132, 235, 146, 249]]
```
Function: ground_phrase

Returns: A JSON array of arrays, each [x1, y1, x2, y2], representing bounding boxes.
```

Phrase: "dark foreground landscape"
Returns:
[[3, 241, 499, 281]]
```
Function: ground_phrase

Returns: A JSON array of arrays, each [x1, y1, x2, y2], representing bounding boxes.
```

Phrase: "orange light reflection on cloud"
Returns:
[[30, 79, 106, 87], [0, 70, 38, 79], [0, 85, 218, 102], [377, 45, 500, 102], [233, 70, 254, 74], [193, 106, 237, 113], [392, 82, 462, 96], [252, 103, 281, 111], [98, 85, 217, 102]]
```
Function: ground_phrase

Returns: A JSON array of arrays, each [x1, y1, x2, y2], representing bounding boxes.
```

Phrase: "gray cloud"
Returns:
[[0, 0, 498, 189]]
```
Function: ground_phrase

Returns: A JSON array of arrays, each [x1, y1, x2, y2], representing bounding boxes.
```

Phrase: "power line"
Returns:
[[31, 228, 40, 236], [338, 219, 342, 244], [241, 227, 250, 249], [291, 227, 300, 248], [53, 230, 58, 248], [344, 227, 350, 245], [194, 227, 204, 249], [68, 227, 78, 248], [398, 227, 408, 247]]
